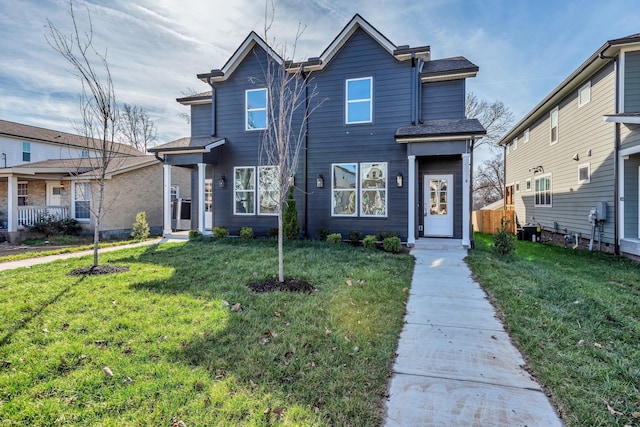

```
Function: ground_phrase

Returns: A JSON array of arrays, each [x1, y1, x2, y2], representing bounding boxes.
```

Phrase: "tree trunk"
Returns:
[[278, 209, 284, 282]]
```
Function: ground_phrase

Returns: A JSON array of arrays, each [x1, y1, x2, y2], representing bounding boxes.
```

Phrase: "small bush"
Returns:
[[362, 235, 377, 249], [268, 227, 279, 238], [130, 211, 150, 241], [29, 214, 81, 237], [348, 230, 363, 244], [493, 226, 516, 256], [239, 226, 254, 239], [383, 236, 402, 253], [188, 230, 203, 240], [213, 226, 229, 239], [283, 186, 300, 240], [326, 233, 342, 244], [376, 230, 397, 241], [317, 227, 332, 241]]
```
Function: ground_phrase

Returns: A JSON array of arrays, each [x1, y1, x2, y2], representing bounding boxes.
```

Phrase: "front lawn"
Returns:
[[0, 239, 414, 426], [467, 233, 640, 427]]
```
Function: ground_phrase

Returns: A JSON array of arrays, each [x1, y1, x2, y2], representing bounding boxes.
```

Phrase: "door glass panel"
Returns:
[[205, 180, 213, 213]]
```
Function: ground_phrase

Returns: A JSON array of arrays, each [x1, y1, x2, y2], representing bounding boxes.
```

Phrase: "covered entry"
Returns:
[[424, 174, 453, 237]]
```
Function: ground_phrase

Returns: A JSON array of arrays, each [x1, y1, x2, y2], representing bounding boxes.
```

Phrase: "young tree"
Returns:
[[466, 92, 515, 151], [46, 0, 123, 268], [473, 154, 504, 208], [119, 104, 157, 153]]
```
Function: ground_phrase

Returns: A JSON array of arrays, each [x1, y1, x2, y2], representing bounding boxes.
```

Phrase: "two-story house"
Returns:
[[500, 34, 640, 258], [150, 14, 485, 246], [0, 119, 190, 242]]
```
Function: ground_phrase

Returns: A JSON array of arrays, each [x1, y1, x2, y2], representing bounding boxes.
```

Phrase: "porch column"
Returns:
[[7, 175, 18, 234], [197, 163, 206, 234], [407, 155, 416, 246], [163, 164, 172, 236], [462, 152, 471, 248]]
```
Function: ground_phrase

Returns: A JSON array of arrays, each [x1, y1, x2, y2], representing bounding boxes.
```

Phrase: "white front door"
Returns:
[[46, 182, 64, 206], [424, 174, 454, 237], [205, 179, 213, 230]]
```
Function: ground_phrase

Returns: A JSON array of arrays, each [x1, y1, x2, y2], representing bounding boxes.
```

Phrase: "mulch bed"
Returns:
[[67, 265, 130, 276], [247, 278, 316, 294]]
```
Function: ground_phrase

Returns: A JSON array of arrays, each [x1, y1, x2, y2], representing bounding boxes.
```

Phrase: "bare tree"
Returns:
[[258, 7, 322, 282], [473, 154, 504, 208], [466, 92, 514, 150], [119, 103, 157, 152], [46, 0, 122, 268]]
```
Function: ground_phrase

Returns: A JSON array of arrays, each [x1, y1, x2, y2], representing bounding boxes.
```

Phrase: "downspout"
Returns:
[[410, 53, 417, 125], [469, 137, 475, 248]]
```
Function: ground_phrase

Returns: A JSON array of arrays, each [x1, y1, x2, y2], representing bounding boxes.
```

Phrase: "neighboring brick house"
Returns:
[[499, 34, 640, 257], [0, 119, 190, 242], [151, 14, 485, 246]]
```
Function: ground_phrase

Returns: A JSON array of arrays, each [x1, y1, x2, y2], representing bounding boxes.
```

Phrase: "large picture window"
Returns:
[[245, 88, 267, 130], [534, 174, 552, 207], [74, 182, 91, 220], [234, 167, 255, 215], [360, 162, 387, 217], [258, 166, 279, 215], [332, 163, 357, 216], [345, 77, 372, 124]]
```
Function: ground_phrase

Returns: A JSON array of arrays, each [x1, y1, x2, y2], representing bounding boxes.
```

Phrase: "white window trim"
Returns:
[[257, 165, 279, 216], [332, 163, 358, 217], [345, 77, 373, 124], [513, 137, 518, 151], [578, 81, 591, 108], [524, 128, 530, 143], [578, 163, 591, 184], [233, 166, 256, 215], [72, 181, 91, 221], [360, 162, 388, 218], [525, 178, 531, 192], [534, 173, 553, 207], [245, 88, 267, 131], [550, 107, 559, 145]]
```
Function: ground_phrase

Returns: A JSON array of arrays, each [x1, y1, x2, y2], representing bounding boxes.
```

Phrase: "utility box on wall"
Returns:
[[594, 201, 607, 221]]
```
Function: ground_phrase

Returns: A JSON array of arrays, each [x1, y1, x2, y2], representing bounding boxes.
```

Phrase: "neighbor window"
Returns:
[[534, 174, 552, 207], [17, 182, 28, 206], [550, 107, 559, 144], [245, 88, 267, 130], [578, 163, 591, 184], [578, 81, 591, 107], [234, 167, 255, 214], [258, 166, 279, 215], [360, 162, 387, 217], [22, 142, 31, 162], [346, 77, 373, 124], [74, 182, 91, 220], [513, 137, 518, 151], [332, 163, 357, 216], [515, 181, 520, 193], [525, 178, 531, 191], [524, 128, 530, 143], [170, 185, 179, 202], [81, 150, 89, 158]]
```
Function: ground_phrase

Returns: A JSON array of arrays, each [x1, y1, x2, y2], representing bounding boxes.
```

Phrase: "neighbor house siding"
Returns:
[[0, 136, 88, 167], [624, 50, 640, 113], [191, 104, 213, 137], [506, 62, 616, 245], [421, 80, 465, 120]]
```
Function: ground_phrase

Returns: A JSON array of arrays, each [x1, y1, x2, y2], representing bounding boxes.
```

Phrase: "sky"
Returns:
[[1, 0, 639, 165]]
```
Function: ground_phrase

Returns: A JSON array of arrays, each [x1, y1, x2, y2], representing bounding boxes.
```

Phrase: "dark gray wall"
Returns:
[[624, 153, 640, 237], [191, 104, 213, 136], [625, 51, 640, 113], [422, 80, 465, 120]]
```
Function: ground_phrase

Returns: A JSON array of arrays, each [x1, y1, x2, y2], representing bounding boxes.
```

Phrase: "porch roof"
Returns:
[[421, 57, 479, 82], [604, 112, 640, 124], [395, 118, 486, 143], [0, 156, 157, 179], [149, 136, 226, 154]]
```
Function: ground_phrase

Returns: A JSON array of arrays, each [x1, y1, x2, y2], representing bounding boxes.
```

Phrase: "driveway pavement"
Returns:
[[384, 238, 563, 426]]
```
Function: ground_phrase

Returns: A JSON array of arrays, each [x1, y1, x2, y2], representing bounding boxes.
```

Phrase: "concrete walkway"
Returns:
[[384, 239, 563, 426]]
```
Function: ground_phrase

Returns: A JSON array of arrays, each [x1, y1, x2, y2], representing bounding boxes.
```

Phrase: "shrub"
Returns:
[[268, 227, 279, 238], [362, 235, 377, 249], [376, 230, 397, 241], [130, 211, 150, 241], [283, 186, 300, 240], [326, 233, 342, 244], [383, 236, 402, 253], [317, 227, 332, 241], [493, 226, 516, 256], [239, 226, 254, 239], [29, 214, 81, 237], [348, 230, 363, 244], [213, 226, 228, 239], [188, 230, 203, 240]]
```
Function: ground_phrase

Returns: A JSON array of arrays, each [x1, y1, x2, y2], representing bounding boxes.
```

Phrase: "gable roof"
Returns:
[[149, 136, 226, 154], [0, 119, 143, 156], [0, 156, 158, 178]]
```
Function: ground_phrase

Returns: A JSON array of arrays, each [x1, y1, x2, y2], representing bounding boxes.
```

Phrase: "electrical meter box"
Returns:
[[594, 201, 607, 221]]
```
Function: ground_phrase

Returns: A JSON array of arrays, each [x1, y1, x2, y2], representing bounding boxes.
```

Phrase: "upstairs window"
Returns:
[[245, 88, 267, 130], [524, 128, 530, 143], [22, 142, 31, 162], [81, 150, 89, 158], [346, 77, 373, 124], [550, 107, 559, 145], [513, 137, 518, 151], [578, 81, 591, 107]]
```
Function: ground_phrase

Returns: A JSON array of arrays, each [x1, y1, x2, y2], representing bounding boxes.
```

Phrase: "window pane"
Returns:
[[347, 102, 371, 123], [75, 201, 90, 219], [258, 166, 279, 215], [333, 164, 356, 189], [234, 167, 255, 214], [333, 190, 356, 215], [347, 79, 371, 100], [332, 163, 357, 216], [247, 89, 266, 109], [247, 111, 266, 130], [361, 162, 386, 216]]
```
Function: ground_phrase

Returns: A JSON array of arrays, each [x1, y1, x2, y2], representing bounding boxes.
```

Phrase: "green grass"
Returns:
[[0, 239, 413, 426], [467, 233, 640, 427]]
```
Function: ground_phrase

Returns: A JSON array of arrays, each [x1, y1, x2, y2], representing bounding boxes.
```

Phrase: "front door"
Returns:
[[46, 181, 64, 206], [205, 179, 213, 230], [424, 174, 454, 237]]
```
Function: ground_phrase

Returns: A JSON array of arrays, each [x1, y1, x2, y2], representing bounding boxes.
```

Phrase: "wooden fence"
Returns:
[[472, 209, 515, 235]]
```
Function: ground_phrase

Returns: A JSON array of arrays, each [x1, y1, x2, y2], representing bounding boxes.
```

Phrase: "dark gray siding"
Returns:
[[305, 28, 411, 240], [421, 80, 465, 120], [418, 156, 463, 238], [191, 104, 212, 136], [624, 51, 640, 113], [624, 153, 640, 238]]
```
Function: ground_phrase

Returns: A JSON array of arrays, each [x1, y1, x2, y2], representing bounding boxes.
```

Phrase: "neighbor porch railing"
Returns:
[[17, 206, 69, 228]]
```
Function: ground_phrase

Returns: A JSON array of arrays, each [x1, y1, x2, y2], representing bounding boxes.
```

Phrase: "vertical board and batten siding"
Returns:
[[624, 50, 640, 113], [0, 136, 89, 167], [421, 80, 465, 120], [191, 104, 213, 137], [306, 28, 411, 240], [506, 62, 617, 245], [418, 156, 463, 238]]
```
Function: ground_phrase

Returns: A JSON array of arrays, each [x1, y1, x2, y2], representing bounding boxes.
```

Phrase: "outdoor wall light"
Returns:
[[316, 174, 324, 188], [396, 172, 403, 188], [218, 175, 226, 188]]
